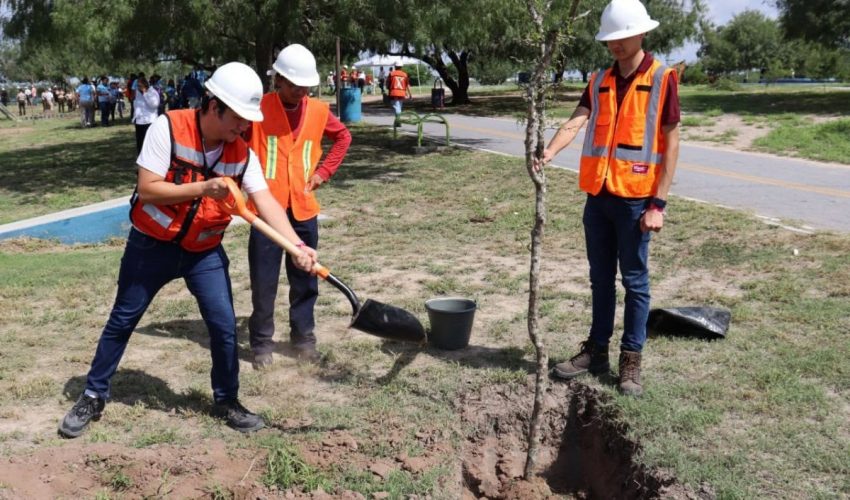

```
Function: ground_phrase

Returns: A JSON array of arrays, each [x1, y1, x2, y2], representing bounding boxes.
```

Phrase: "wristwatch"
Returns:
[[649, 197, 667, 213]]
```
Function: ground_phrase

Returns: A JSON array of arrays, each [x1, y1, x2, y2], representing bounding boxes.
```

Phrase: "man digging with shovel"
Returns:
[[59, 62, 317, 438]]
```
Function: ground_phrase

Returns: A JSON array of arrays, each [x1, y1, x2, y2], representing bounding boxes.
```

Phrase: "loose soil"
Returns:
[[459, 380, 708, 500]]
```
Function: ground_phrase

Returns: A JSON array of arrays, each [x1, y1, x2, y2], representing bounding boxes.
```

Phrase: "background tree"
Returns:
[[0, 0, 366, 81], [360, 0, 532, 105], [698, 10, 781, 78], [775, 0, 850, 48]]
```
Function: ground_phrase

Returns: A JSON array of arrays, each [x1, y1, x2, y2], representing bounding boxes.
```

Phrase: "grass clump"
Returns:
[[261, 438, 329, 492], [753, 118, 850, 163]]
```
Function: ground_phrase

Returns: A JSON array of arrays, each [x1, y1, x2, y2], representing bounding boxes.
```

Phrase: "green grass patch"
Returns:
[[0, 115, 137, 224], [261, 438, 330, 492], [752, 118, 850, 163]]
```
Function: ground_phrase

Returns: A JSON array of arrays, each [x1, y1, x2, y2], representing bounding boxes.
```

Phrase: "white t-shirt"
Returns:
[[137, 115, 268, 194]]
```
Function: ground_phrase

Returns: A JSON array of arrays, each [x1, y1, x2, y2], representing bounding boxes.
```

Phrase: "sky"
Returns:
[[665, 0, 779, 63]]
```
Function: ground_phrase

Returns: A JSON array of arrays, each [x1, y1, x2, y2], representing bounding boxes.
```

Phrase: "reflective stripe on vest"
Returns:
[[265, 136, 278, 179], [142, 203, 174, 229], [579, 60, 670, 198], [302, 140, 313, 182]]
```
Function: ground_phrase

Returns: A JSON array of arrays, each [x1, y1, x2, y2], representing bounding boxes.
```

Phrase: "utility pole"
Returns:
[[335, 37, 341, 117]]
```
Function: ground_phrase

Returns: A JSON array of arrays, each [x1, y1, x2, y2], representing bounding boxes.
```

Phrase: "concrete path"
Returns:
[[362, 107, 850, 233]]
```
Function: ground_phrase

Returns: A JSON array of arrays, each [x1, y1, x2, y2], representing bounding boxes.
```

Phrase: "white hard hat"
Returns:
[[596, 0, 659, 41], [205, 62, 264, 122], [273, 44, 320, 87], [394, 60, 403, 67]]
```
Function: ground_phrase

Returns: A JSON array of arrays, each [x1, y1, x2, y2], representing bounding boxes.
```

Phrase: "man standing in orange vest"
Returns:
[[387, 61, 412, 121], [533, 0, 680, 397], [246, 43, 352, 368], [58, 63, 318, 439]]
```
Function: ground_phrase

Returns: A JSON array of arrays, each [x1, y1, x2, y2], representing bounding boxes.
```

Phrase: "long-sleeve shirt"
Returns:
[[133, 88, 161, 125]]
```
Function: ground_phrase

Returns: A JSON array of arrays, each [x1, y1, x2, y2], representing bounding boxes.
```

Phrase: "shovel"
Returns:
[[217, 177, 425, 343]]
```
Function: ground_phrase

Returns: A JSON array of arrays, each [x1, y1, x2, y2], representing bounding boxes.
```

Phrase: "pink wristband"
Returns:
[[295, 241, 307, 249]]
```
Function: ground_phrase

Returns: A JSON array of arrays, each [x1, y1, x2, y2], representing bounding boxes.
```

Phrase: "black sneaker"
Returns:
[[214, 399, 265, 433], [58, 393, 105, 438]]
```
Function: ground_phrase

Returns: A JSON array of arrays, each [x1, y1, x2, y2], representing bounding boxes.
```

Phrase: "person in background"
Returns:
[[57, 62, 318, 439], [16, 88, 27, 116], [42, 87, 55, 118], [76, 77, 96, 127], [108, 81, 121, 121], [244, 43, 351, 368], [127, 73, 138, 118], [339, 66, 348, 89], [181, 73, 203, 109], [387, 61, 412, 121], [165, 79, 177, 110], [96, 76, 111, 126], [132, 77, 160, 153], [534, 0, 680, 397], [56, 88, 66, 113], [0, 88, 8, 108], [326, 71, 335, 94], [378, 67, 386, 94]]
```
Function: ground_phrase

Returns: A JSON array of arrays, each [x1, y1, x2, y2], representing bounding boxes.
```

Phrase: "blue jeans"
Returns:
[[391, 98, 403, 116], [248, 212, 319, 354], [85, 228, 240, 403], [583, 192, 652, 353]]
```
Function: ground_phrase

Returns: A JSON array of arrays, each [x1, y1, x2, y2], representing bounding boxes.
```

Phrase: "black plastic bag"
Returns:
[[647, 307, 731, 340]]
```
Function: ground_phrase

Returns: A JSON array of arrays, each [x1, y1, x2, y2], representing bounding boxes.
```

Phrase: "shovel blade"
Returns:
[[350, 299, 425, 342]]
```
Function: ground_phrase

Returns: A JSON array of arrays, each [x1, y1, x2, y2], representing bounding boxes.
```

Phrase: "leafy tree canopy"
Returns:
[[775, 0, 850, 48]]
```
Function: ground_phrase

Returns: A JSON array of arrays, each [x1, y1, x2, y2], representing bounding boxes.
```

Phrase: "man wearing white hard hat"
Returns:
[[534, 0, 680, 397], [59, 62, 318, 438], [244, 43, 352, 368]]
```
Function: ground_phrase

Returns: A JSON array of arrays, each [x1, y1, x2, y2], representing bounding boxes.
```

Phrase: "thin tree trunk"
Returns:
[[523, 0, 581, 480]]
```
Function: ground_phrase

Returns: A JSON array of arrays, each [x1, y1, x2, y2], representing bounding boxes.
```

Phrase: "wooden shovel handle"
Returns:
[[219, 177, 330, 279]]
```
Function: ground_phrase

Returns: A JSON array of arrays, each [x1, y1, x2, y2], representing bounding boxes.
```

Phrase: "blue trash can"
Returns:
[[339, 87, 361, 123]]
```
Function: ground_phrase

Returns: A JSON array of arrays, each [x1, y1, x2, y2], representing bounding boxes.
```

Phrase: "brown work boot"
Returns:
[[618, 350, 643, 397], [552, 341, 609, 380]]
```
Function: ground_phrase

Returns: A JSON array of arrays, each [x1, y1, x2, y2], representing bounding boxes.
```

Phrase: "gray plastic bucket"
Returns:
[[425, 297, 476, 350]]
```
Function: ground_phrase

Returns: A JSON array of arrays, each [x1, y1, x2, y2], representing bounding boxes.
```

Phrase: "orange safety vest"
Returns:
[[579, 59, 674, 198], [247, 94, 329, 221], [129, 109, 248, 251], [388, 70, 408, 98]]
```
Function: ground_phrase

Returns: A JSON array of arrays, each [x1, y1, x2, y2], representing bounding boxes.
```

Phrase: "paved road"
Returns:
[[362, 108, 850, 233]]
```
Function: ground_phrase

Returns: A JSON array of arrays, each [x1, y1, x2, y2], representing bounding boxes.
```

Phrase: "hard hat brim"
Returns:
[[271, 62, 320, 87], [205, 80, 264, 122], [596, 19, 659, 41]]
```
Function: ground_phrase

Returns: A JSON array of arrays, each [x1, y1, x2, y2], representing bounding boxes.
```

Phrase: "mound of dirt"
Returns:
[[459, 378, 707, 499]]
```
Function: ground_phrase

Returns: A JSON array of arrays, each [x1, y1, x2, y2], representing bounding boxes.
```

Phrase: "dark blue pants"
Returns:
[[85, 229, 240, 403], [99, 101, 110, 126], [248, 212, 319, 355], [583, 192, 652, 353]]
